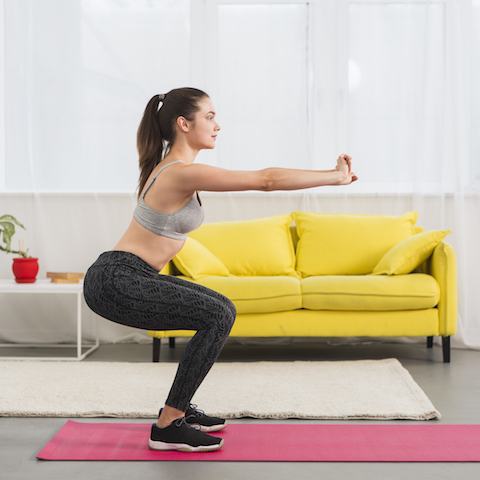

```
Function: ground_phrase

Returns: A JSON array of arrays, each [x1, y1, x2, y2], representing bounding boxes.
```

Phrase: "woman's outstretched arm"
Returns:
[[171, 154, 357, 193], [261, 155, 358, 190]]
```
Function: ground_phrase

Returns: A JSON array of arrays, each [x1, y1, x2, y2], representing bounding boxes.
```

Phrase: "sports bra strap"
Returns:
[[142, 160, 182, 197]]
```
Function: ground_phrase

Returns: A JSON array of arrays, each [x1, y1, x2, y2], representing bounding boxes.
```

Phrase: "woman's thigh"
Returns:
[[157, 274, 236, 318], [85, 260, 234, 331]]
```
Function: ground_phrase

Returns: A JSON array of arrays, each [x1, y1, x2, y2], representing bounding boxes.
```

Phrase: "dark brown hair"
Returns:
[[136, 87, 209, 198]]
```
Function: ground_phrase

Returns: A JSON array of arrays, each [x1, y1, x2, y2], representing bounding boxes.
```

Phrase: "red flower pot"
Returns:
[[12, 257, 39, 283]]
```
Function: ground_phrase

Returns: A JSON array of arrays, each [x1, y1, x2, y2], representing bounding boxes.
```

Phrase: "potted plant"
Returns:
[[0, 215, 39, 283]]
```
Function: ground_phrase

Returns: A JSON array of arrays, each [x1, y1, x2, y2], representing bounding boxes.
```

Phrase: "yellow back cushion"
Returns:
[[370, 229, 451, 275], [293, 211, 418, 276], [189, 214, 298, 277], [172, 237, 231, 280]]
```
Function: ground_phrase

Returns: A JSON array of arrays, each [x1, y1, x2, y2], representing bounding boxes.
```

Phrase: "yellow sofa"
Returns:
[[149, 212, 457, 363]]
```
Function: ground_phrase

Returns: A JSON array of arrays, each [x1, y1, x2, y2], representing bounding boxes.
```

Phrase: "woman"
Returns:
[[83, 87, 357, 453]]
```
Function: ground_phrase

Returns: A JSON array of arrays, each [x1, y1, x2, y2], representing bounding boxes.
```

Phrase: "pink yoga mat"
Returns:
[[37, 421, 480, 462]]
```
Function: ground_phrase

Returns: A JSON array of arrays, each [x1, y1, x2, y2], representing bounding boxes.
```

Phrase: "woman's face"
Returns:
[[188, 97, 221, 150]]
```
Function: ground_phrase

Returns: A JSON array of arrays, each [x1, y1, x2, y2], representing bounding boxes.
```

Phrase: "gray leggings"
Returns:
[[83, 251, 236, 412]]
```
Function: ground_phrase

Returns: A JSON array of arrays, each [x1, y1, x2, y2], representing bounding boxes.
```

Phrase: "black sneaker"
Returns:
[[148, 417, 224, 452], [159, 405, 227, 433]]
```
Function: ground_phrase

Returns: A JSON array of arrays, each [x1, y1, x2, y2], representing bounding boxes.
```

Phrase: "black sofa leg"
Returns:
[[169, 337, 176, 349], [427, 336, 433, 348], [442, 336, 451, 363], [152, 338, 161, 362]]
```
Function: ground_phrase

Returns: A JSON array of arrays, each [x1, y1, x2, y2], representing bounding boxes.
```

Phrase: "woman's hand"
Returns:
[[335, 154, 358, 185]]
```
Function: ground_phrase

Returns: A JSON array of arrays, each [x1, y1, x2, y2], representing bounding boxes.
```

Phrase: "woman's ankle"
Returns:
[[156, 405, 185, 429]]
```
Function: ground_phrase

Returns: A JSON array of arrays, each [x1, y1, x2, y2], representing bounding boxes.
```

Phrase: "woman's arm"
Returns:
[[172, 154, 357, 193], [261, 154, 357, 190]]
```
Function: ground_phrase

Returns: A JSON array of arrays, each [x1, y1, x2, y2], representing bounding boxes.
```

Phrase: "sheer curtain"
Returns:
[[216, 3, 311, 171], [343, 0, 477, 349], [347, 2, 448, 193], [3, 0, 191, 192], [1, 0, 479, 348]]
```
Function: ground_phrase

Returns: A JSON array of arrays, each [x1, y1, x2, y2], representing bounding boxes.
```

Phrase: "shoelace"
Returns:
[[188, 403, 205, 418], [174, 416, 201, 431]]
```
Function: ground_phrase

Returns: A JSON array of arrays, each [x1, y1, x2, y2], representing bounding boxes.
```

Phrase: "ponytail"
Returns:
[[136, 88, 209, 198], [137, 95, 163, 198]]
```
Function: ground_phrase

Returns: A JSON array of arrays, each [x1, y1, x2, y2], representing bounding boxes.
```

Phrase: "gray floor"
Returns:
[[1, 339, 480, 479]]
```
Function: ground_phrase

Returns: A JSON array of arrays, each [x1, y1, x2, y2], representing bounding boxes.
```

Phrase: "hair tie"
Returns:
[[158, 93, 166, 102]]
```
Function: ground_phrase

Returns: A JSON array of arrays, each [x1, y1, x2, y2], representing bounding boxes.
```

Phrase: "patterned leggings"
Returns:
[[83, 251, 236, 412]]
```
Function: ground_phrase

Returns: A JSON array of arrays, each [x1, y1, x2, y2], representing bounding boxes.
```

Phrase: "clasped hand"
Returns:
[[335, 154, 358, 185]]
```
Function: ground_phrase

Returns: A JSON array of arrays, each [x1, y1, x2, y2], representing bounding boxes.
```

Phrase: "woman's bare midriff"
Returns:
[[113, 218, 185, 271]]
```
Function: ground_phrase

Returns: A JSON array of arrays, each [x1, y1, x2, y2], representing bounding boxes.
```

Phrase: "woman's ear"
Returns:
[[176, 116, 189, 133]]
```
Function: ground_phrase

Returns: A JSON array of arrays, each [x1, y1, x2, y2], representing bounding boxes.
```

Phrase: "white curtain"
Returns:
[[2, 0, 190, 192], [216, 3, 311, 171], [1, 0, 479, 349], [344, 0, 477, 350]]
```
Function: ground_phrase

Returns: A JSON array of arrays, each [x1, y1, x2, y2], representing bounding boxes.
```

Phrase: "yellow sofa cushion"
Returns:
[[172, 237, 231, 280], [301, 274, 440, 311], [370, 230, 451, 275], [149, 309, 440, 339], [293, 211, 418, 276], [189, 215, 298, 277], [177, 275, 302, 314]]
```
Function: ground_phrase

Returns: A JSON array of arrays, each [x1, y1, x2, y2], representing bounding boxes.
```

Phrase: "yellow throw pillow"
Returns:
[[172, 237, 231, 280], [370, 229, 451, 275], [293, 211, 418, 276], [189, 215, 298, 277]]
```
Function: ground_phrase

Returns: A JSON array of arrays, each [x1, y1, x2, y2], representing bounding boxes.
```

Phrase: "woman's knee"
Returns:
[[222, 298, 236, 328], [224, 297, 236, 319], [211, 299, 236, 335], [228, 299, 237, 321]]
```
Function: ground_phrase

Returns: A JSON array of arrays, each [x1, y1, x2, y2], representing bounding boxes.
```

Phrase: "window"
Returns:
[[215, 3, 311, 171], [346, 2, 447, 192], [0, 0, 475, 193], [3, 0, 190, 192]]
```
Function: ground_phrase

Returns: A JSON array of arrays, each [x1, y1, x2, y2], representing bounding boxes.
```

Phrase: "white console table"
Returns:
[[0, 279, 99, 361]]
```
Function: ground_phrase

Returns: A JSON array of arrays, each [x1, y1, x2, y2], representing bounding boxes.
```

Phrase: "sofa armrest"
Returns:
[[424, 242, 457, 336]]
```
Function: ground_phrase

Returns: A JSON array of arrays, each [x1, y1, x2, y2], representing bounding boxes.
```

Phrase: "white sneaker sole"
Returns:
[[148, 438, 224, 453], [191, 423, 227, 433]]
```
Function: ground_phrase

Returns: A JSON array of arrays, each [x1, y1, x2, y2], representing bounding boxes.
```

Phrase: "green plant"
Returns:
[[0, 215, 31, 258]]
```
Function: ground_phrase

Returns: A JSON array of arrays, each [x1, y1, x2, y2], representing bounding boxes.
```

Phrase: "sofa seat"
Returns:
[[301, 274, 440, 311], [177, 275, 302, 314]]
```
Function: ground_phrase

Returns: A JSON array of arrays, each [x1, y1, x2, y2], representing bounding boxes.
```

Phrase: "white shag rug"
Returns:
[[0, 358, 440, 420]]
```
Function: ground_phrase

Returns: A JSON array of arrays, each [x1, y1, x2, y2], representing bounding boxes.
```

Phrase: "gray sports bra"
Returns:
[[133, 160, 204, 240]]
